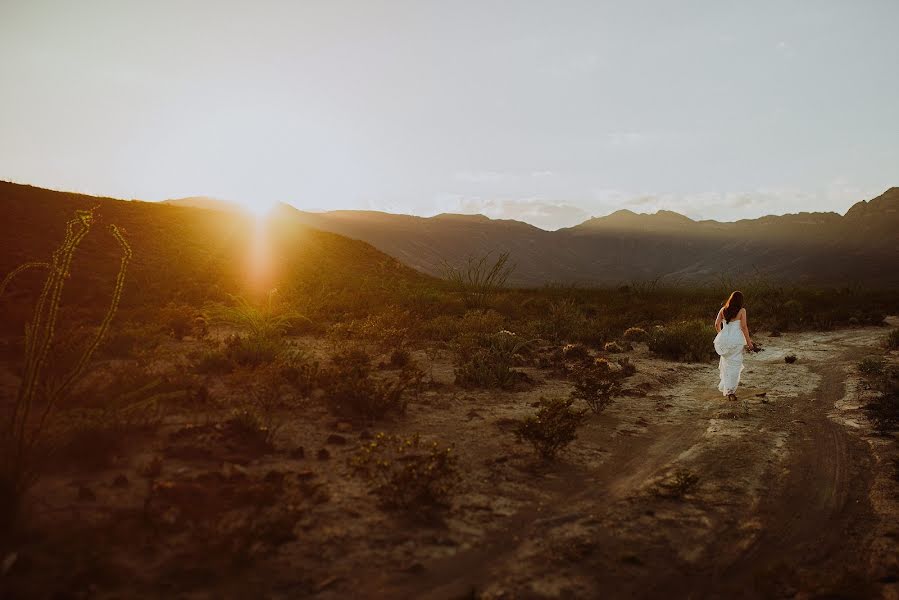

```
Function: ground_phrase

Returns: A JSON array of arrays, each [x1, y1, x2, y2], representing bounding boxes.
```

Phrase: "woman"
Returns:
[[714, 291, 754, 401]]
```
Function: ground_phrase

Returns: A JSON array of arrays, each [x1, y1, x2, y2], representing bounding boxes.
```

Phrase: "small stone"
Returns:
[[112, 474, 130, 488], [335, 421, 353, 433], [326, 434, 347, 446], [290, 446, 305, 459], [317, 448, 331, 461], [77, 485, 96, 502]]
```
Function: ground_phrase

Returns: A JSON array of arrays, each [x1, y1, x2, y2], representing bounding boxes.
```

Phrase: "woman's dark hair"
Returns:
[[722, 291, 744, 322]]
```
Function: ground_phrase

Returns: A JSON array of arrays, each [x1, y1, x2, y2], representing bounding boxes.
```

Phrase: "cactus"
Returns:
[[0, 208, 131, 528]]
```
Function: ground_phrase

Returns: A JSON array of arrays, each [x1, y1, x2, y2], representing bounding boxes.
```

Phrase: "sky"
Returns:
[[1, 1, 897, 230]]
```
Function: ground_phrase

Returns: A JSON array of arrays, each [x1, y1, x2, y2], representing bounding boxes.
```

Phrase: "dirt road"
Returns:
[[372, 325, 899, 599]]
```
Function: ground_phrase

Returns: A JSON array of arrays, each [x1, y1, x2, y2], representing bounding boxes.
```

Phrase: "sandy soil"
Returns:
[[3, 322, 898, 599]]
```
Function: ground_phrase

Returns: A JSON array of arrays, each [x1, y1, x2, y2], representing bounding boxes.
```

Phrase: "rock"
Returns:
[[296, 470, 317, 481], [222, 462, 249, 479], [2, 552, 17, 576], [77, 485, 96, 502], [335, 421, 353, 433], [290, 446, 305, 459], [317, 448, 331, 461], [264, 470, 285, 485], [326, 434, 347, 446], [112, 474, 130, 488]]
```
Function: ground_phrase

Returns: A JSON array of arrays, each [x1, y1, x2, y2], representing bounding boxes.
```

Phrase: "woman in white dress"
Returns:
[[714, 291, 755, 401]]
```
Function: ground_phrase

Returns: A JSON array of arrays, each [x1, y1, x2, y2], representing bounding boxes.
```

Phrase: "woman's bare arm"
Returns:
[[715, 307, 723, 333], [740, 308, 753, 347]]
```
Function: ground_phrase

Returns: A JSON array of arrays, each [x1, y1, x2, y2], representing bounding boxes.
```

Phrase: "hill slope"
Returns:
[[0, 182, 430, 321], [273, 189, 899, 286]]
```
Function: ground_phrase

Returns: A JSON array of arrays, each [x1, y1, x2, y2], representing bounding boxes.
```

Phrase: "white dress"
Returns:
[[714, 318, 746, 396]]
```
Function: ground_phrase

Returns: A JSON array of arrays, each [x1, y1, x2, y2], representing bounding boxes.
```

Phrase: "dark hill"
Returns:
[[0, 182, 430, 324]]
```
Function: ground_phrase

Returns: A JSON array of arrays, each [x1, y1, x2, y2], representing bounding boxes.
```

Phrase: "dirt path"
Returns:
[[375, 326, 898, 599]]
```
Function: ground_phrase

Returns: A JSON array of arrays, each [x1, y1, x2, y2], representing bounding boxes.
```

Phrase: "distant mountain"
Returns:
[[275, 188, 899, 286]]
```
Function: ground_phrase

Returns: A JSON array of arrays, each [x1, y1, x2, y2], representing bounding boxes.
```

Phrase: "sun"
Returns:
[[235, 198, 278, 217]]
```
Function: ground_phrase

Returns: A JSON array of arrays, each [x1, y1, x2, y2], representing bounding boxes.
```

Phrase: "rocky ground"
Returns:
[[2, 321, 898, 599]]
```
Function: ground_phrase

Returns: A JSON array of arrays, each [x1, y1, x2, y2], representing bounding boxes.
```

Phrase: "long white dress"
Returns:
[[714, 318, 746, 396]]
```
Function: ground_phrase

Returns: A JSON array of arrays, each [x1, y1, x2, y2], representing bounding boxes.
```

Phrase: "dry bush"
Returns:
[[603, 341, 624, 353], [454, 330, 534, 389], [653, 469, 701, 498], [349, 432, 459, 512], [442, 251, 515, 309], [570, 365, 621, 414], [888, 329, 899, 350], [648, 320, 716, 362], [623, 327, 649, 342], [858, 357, 886, 377], [322, 358, 420, 421], [562, 343, 591, 362], [541, 299, 586, 343], [514, 397, 588, 460], [864, 366, 899, 434]]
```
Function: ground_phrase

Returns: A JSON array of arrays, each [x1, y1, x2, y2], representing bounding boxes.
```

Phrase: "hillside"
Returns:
[[0, 182, 430, 326], [254, 189, 899, 286]]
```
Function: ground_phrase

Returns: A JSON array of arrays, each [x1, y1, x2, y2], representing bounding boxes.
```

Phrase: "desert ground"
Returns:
[[2, 316, 897, 600]]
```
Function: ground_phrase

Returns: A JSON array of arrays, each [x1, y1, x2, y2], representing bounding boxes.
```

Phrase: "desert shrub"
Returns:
[[858, 357, 885, 376], [388, 347, 411, 368], [541, 299, 586, 343], [195, 348, 235, 374], [323, 363, 419, 421], [617, 356, 637, 377], [514, 397, 587, 460], [442, 251, 515, 309], [207, 289, 299, 340], [458, 309, 506, 337], [654, 469, 700, 498], [562, 343, 591, 362], [603, 341, 624, 353], [280, 353, 324, 397], [417, 314, 462, 341], [331, 347, 373, 371], [570, 364, 621, 414], [784, 354, 797, 364], [224, 334, 285, 367], [349, 432, 459, 512], [887, 329, 899, 350], [454, 330, 534, 389], [865, 367, 899, 434], [622, 327, 649, 342], [328, 309, 409, 350], [101, 323, 157, 358], [648, 320, 716, 362], [160, 303, 199, 340]]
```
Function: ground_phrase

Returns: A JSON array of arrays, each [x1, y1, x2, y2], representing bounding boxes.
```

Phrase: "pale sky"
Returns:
[[1, 0, 897, 230]]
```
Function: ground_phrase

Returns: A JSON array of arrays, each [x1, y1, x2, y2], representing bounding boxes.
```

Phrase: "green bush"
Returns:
[[514, 397, 587, 460], [648, 320, 716, 362], [349, 432, 459, 512]]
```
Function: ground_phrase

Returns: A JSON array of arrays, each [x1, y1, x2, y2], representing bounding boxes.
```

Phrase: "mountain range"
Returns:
[[168, 187, 899, 286]]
